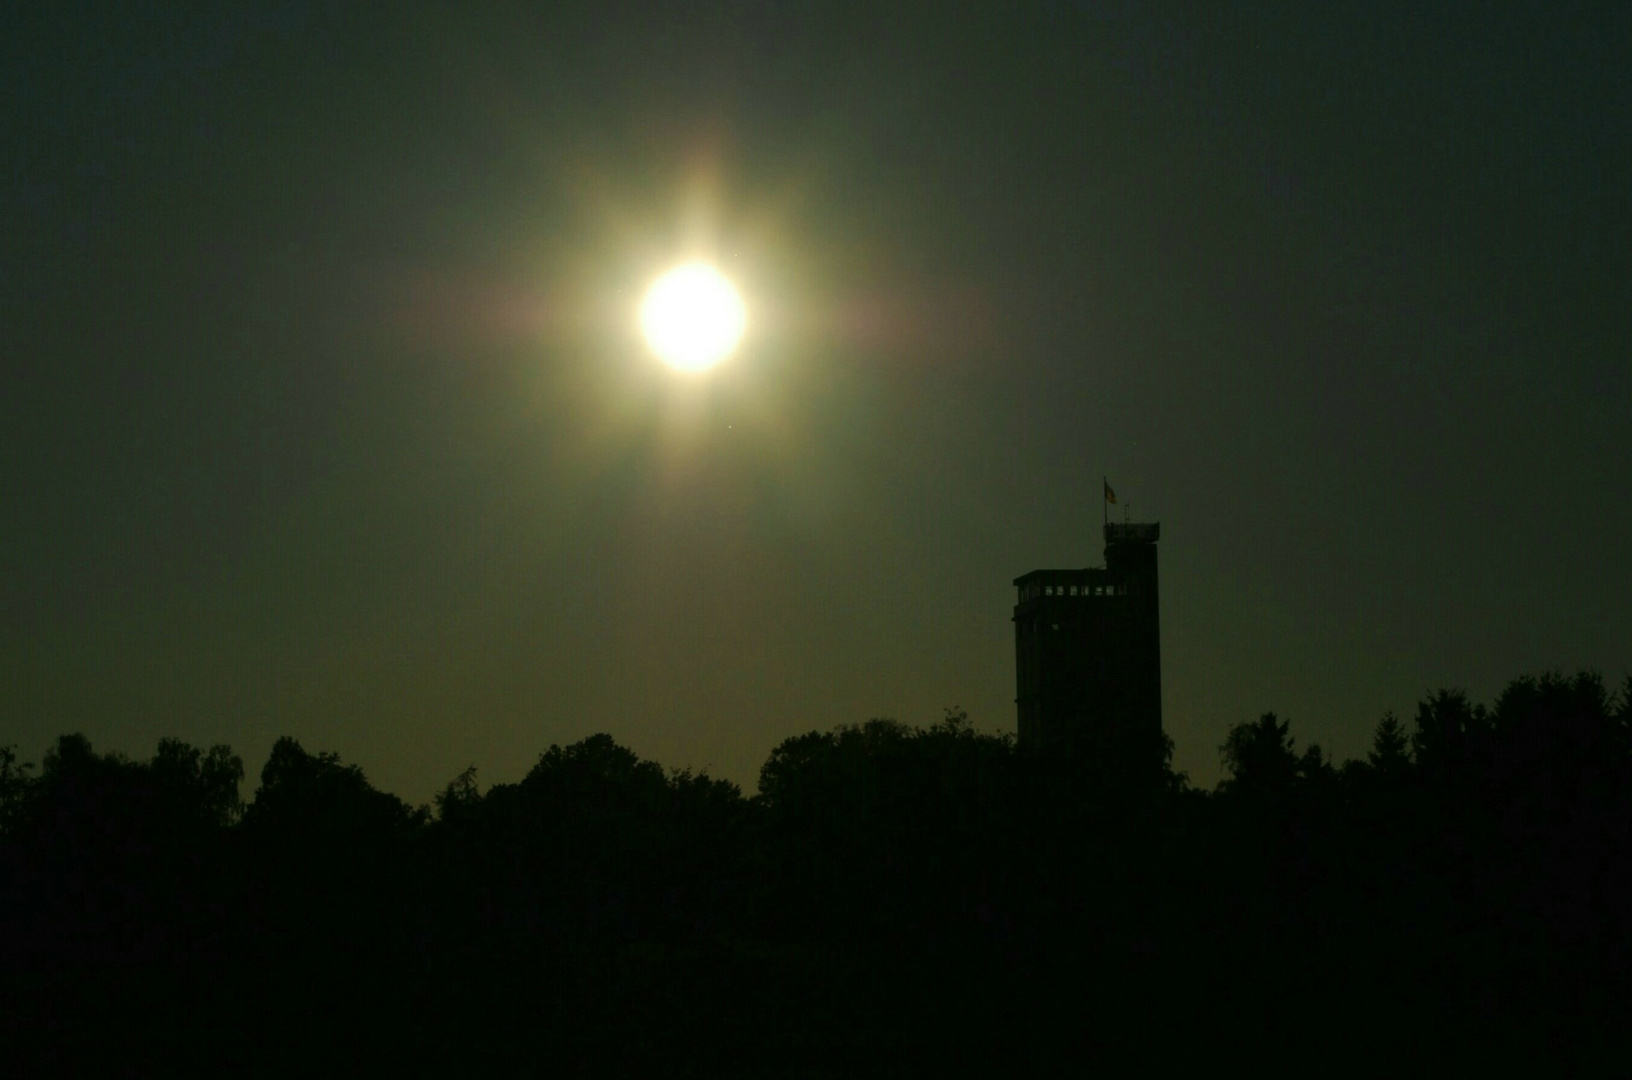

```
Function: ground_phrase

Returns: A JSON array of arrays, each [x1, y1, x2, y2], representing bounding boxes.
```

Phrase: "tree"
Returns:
[[434, 765, 481, 824], [150, 738, 244, 828], [26, 734, 241, 835], [245, 736, 422, 840], [0, 745, 34, 837], [33, 733, 142, 844], [1219, 712, 1299, 795], [1298, 743, 1333, 784], [41, 732, 99, 779], [1485, 671, 1627, 803], [522, 733, 669, 799], [1366, 711, 1413, 780], [1409, 688, 1487, 784]]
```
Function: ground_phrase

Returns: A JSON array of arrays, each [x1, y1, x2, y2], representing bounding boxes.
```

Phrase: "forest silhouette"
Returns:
[[3, 671, 1630, 1075]]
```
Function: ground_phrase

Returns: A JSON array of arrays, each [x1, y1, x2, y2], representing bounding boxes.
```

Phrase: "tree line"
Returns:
[[2, 670, 1629, 1075]]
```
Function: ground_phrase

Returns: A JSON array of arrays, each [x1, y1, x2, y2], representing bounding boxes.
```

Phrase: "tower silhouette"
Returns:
[[1013, 523, 1164, 772]]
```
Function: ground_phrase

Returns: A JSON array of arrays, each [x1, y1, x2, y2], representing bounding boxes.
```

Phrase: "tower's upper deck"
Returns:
[[1105, 522, 1160, 544], [1012, 568, 1126, 604], [1013, 521, 1159, 605]]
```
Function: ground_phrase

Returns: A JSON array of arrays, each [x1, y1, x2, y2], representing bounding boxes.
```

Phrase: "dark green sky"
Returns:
[[4, 1, 1628, 799]]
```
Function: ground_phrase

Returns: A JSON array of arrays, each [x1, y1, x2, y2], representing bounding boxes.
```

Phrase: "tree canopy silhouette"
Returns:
[[3, 671, 1630, 1075]]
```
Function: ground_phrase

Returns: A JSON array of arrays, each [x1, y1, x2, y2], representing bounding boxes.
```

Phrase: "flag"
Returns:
[[1104, 481, 1117, 505]]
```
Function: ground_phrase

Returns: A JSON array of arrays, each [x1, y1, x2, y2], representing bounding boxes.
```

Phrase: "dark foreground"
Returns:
[[3, 673, 1630, 1076]]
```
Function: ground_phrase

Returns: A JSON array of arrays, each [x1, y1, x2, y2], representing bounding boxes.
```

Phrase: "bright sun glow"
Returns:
[[639, 263, 747, 372]]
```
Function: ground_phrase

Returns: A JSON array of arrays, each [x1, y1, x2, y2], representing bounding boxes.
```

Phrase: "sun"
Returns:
[[639, 263, 747, 372]]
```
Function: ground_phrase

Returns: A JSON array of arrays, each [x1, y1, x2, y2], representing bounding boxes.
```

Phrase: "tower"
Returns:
[[1013, 523, 1164, 772]]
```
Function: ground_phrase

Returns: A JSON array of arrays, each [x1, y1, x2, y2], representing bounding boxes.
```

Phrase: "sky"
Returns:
[[4, 0, 1628, 800]]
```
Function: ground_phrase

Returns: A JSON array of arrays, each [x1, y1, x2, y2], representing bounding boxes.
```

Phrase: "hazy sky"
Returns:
[[4, 1, 1628, 799]]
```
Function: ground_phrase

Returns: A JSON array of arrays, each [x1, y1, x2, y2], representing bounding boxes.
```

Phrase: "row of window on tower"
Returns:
[[1019, 582, 1128, 601]]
